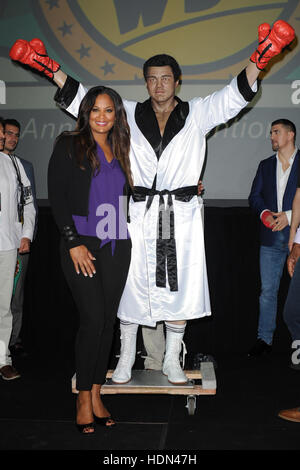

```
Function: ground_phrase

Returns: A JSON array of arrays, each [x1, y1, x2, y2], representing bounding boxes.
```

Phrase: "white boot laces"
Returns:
[[180, 340, 187, 369]]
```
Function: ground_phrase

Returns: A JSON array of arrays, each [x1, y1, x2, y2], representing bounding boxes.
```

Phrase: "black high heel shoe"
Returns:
[[76, 421, 95, 435], [94, 415, 116, 427]]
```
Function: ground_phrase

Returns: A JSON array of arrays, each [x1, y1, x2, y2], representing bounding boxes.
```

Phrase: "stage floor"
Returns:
[[0, 351, 299, 454]]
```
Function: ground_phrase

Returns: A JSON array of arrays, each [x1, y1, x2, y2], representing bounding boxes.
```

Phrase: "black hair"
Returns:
[[143, 54, 182, 84], [60, 85, 133, 187], [271, 119, 296, 143], [4, 118, 21, 131]]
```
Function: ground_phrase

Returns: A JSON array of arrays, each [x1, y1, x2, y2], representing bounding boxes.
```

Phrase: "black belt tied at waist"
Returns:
[[132, 185, 198, 292]]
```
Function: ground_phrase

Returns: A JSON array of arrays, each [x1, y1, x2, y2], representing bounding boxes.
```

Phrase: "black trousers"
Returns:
[[60, 236, 131, 390]]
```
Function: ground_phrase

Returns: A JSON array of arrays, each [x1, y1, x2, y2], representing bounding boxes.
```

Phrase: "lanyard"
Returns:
[[9, 154, 25, 223]]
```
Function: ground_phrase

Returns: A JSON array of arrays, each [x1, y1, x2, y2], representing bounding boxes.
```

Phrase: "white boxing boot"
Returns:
[[112, 322, 138, 384], [162, 322, 188, 384]]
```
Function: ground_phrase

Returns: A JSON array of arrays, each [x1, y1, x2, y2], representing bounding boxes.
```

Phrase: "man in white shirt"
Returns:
[[0, 117, 36, 380], [4, 118, 38, 357], [248, 119, 299, 357]]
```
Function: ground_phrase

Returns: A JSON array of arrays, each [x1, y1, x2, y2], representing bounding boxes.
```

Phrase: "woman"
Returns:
[[48, 86, 132, 434]]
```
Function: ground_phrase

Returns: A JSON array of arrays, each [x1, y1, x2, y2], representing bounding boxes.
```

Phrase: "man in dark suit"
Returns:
[[248, 119, 299, 357], [3, 119, 38, 357]]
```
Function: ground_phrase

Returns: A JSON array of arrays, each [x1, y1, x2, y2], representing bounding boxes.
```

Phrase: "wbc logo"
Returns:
[[36, 0, 299, 83]]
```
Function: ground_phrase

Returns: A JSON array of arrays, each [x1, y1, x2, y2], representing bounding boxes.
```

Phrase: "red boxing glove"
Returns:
[[9, 38, 60, 79], [261, 210, 274, 229], [250, 20, 295, 70]]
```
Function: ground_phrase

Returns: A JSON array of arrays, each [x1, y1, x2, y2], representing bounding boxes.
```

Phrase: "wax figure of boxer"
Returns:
[[10, 21, 295, 384]]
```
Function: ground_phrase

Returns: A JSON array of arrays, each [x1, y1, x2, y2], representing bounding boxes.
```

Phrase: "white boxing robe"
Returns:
[[56, 71, 257, 326]]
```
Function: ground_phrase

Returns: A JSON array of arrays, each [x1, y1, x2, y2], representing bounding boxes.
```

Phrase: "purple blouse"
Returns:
[[72, 144, 129, 253]]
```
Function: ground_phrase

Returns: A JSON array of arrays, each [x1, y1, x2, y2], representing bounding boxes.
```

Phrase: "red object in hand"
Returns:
[[250, 20, 295, 70], [9, 38, 60, 79], [261, 210, 274, 229]]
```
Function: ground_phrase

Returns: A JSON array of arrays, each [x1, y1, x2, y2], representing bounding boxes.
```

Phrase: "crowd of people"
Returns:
[[0, 19, 299, 433]]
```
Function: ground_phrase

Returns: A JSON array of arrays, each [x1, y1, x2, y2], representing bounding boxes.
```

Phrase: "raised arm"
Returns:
[[192, 20, 295, 134], [9, 38, 67, 87], [9, 38, 89, 117], [53, 69, 67, 89], [10, 20, 295, 115], [246, 20, 295, 87], [10, 21, 295, 88]]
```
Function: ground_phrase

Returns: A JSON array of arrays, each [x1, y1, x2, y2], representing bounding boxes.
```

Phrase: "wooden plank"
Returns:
[[99, 385, 215, 395]]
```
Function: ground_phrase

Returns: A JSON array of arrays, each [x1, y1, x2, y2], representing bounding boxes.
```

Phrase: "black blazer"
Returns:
[[248, 150, 300, 246], [48, 134, 130, 248]]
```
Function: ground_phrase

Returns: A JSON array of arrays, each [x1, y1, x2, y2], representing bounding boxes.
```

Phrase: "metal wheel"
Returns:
[[186, 395, 196, 415]]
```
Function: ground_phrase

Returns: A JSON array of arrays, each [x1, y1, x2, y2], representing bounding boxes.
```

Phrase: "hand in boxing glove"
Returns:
[[251, 20, 295, 70], [9, 38, 60, 79], [261, 210, 276, 229]]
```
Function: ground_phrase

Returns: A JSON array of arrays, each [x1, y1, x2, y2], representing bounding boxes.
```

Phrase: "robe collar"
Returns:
[[135, 96, 189, 159]]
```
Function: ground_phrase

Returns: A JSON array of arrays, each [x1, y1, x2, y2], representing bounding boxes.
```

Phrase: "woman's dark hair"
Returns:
[[63, 86, 133, 187], [143, 54, 182, 84]]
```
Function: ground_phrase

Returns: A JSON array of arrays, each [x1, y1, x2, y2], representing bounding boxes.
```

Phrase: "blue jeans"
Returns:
[[283, 258, 300, 343], [258, 232, 289, 345]]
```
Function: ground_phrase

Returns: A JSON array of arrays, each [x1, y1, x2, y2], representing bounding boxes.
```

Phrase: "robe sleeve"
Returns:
[[54, 75, 88, 118], [192, 68, 259, 136]]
